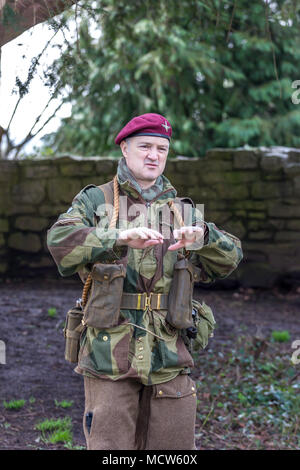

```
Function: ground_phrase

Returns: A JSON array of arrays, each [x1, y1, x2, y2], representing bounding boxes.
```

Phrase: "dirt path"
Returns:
[[0, 279, 299, 450]]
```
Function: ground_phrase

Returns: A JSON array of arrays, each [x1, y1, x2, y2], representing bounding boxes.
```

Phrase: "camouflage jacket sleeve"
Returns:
[[188, 220, 243, 284], [47, 185, 124, 277]]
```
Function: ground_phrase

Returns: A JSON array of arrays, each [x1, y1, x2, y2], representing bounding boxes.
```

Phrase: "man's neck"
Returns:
[[135, 178, 156, 190]]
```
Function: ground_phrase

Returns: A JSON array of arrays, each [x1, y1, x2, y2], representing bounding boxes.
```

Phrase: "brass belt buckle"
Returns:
[[144, 293, 153, 311]]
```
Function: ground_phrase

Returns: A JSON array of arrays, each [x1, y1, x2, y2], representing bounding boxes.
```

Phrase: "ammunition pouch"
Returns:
[[167, 256, 201, 329], [82, 263, 127, 329], [64, 304, 85, 363], [192, 299, 216, 350]]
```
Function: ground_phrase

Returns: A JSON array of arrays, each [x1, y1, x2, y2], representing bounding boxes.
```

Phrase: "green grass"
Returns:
[[48, 428, 73, 444], [3, 399, 26, 410], [54, 399, 73, 409], [35, 417, 73, 445], [47, 307, 57, 318], [271, 330, 291, 343]]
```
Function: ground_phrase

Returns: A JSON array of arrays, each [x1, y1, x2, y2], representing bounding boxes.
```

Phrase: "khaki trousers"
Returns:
[[83, 373, 197, 450]]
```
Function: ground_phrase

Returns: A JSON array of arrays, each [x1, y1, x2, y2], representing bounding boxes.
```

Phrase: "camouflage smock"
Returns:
[[47, 159, 243, 385]]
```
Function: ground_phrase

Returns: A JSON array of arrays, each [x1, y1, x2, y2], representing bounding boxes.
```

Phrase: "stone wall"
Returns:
[[0, 146, 300, 288]]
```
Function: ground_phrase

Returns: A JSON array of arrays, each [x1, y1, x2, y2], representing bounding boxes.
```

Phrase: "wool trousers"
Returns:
[[83, 373, 197, 450]]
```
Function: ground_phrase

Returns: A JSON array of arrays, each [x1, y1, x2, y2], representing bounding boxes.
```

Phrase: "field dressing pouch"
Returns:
[[82, 262, 127, 329], [64, 303, 85, 363], [167, 255, 202, 329], [191, 299, 216, 350]]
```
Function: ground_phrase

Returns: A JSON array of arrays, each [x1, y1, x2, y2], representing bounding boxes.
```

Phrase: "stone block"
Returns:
[[189, 187, 218, 202], [0, 186, 11, 215], [22, 163, 58, 179], [222, 220, 247, 239], [275, 231, 300, 242], [232, 200, 266, 211], [283, 162, 300, 176], [248, 218, 285, 231], [0, 161, 18, 183], [14, 216, 50, 231], [223, 171, 260, 184], [8, 232, 41, 252], [0, 219, 9, 232], [260, 155, 286, 171], [251, 181, 292, 199], [267, 202, 300, 218], [205, 149, 234, 160], [60, 162, 95, 176], [248, 231, 274, 240], [244, 250, 267, 262], [28, 256, 55, 268], [81, 176, 105, 187], [193, 159, 233, 172], [214, 183, 249, 199], [38, 204, 68, 217], [0, 233, 5, 247], [195, 172, 223, 184], [248, 212, 266, 219], [0, 261, 8, 273], [47, 178, 83, 203], [294, 175, 300, 197], [11, 180, 46, 205], [287, 149, 300, 163], [236, 261, 280, 288], [95, 159, 118, 176], [286, 219, 300, 230], [233, 151, 259, 169], [205, 211, 232, 224]]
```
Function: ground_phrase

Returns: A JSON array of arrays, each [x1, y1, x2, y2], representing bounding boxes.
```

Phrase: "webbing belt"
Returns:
[[120, 292, 168, 311]]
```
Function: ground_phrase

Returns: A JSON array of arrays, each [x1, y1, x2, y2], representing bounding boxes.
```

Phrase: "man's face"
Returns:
[[120, 135, 169, 187]]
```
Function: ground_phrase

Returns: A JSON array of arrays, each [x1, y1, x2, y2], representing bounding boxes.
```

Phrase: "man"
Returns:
[[47, 113, 243, 450]]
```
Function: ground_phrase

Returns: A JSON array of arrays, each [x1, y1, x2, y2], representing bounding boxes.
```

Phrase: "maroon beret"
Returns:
[[115, 113, 172, 145]]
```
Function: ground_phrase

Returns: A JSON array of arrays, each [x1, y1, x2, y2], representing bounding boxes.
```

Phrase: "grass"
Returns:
[[54, 399, 73, 408], [35, 417, 73, 445], [193, 334, 300, 450], [47, 307, 57, 318], [271, 330, 291, 343], [3, 399, 26, 410]]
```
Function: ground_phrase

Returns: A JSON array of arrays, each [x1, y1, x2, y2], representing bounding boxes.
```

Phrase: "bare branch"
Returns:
[[0, 0, 78, 47], [6, 27, 59, 135], [264, 0, 282, 99]]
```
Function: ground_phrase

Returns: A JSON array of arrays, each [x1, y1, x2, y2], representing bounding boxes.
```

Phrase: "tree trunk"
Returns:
[[0, 0, 77, 47]]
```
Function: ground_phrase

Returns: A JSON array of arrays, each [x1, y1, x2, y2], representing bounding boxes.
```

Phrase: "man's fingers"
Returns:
[[120, 227, 164, 242], [174, 226, 204, 240], [168, 240, 185, 251]]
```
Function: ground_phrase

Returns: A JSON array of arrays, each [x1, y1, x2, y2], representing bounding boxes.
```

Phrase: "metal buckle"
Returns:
[[144, 293, 152, 311]]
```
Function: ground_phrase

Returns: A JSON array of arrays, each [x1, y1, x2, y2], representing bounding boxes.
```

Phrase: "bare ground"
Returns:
[[0, 278, 299, 450]]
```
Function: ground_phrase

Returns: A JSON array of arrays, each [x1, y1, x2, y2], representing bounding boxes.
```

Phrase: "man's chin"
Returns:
[[141, 169, 162, 180]]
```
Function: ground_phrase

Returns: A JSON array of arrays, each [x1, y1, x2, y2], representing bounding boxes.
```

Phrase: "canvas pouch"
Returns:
[[64, 305, 84, 363], [82, 263, 126, 329], [167, 257, 201, 329], [192, 299, 216, 350]]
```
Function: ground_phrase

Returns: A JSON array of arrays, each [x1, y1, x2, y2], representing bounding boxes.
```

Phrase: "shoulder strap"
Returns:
[[97, 175, 119, 229], [97, 180, 114, 206]]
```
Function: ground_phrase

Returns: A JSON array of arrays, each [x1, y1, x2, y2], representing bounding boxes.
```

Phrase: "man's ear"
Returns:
[[120, 140, 128, 158]]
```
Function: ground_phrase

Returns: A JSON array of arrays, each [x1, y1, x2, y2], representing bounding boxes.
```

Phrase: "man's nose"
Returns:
[[147, 147, 159, 160]]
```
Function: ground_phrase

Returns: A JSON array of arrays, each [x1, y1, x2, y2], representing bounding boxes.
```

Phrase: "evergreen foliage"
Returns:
[[37, 0, 300, 156]]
